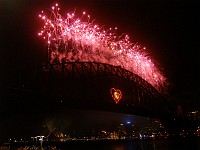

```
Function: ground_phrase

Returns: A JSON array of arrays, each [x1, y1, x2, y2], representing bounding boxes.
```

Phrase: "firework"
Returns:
[[38, 3, 168, 93]]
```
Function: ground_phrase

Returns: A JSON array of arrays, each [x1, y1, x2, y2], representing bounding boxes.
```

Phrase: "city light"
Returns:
[[127, 121, 131, 124]]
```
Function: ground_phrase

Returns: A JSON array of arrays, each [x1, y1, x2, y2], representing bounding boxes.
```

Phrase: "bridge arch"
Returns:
[[36, 62, 174, 119]]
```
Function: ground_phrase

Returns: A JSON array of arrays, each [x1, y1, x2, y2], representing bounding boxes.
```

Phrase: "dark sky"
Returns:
[[0, 0, 200, 138]]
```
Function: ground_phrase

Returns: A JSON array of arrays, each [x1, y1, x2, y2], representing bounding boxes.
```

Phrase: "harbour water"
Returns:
[[2, 136, 200, 150], [50, 137, 200, 150]]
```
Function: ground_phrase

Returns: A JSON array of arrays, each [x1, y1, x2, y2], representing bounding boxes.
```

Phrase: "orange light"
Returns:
[[110, 88, 122, 104]]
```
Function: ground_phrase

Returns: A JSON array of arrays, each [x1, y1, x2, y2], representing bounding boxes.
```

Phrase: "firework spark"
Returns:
[[38, 3, 168, 93]]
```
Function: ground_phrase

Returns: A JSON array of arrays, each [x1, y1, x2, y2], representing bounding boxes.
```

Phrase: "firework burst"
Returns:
[[38, 3, 168, 93]]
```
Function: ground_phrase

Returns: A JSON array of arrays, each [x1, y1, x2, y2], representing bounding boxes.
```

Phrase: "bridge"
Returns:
[[1, 62, 199, 137], [35, 62, 200, 134], [35, 62, 175, 118]]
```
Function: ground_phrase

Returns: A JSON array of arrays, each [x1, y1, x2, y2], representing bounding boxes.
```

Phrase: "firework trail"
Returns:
[[38, 3, 168, 93]]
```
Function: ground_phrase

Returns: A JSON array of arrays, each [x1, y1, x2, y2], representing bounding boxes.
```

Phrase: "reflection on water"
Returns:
[[105, 137, 200, 150], [67, 137, 200, 150], [3, 136, 200, 150]]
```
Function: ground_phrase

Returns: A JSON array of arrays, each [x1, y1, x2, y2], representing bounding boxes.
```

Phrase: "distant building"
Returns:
[[107, 131, 119, 140], [47, 128, 64, 141], [187, 111, 199, 120]]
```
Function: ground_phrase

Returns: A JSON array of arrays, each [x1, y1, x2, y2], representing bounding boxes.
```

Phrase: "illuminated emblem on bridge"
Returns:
[[110, 88, 122, 104]]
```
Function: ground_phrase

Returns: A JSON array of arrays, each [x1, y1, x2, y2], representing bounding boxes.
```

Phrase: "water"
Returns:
[[4, 136, 200, 150], [55, 137, 200, 150]]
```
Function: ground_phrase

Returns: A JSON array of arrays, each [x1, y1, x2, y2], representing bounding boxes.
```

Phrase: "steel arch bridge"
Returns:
[[36, 62, 175, 119]]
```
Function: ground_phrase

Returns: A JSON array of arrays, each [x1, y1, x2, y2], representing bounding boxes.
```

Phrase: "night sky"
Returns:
[[0, 0, 200, 138]]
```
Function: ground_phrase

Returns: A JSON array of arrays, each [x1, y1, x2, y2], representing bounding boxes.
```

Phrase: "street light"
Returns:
[[37, 136, 44, 149]]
